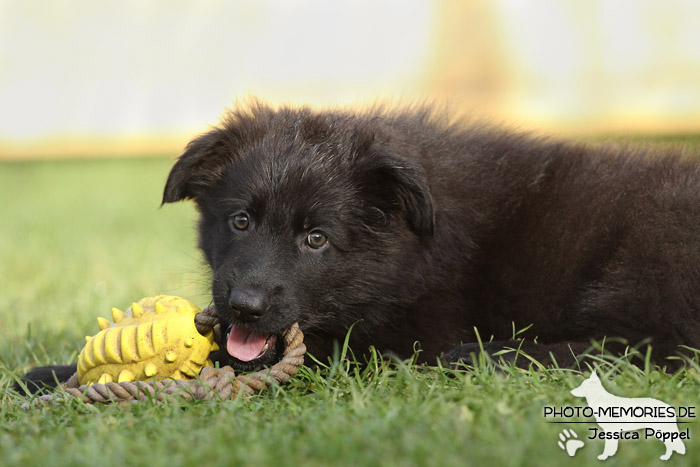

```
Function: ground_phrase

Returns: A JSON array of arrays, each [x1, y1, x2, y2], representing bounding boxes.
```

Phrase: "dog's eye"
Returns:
[[306, 231, 328, 249], [229, 213, 250, 231]]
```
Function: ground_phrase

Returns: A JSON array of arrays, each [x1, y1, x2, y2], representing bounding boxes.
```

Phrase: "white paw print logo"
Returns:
[[558, 428, 585, 456]]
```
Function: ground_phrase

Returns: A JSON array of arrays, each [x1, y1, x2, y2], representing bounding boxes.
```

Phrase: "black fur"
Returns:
[[164, 101, 700, 370], [14, 365, 77, 394], [16, 101, 700, 393]]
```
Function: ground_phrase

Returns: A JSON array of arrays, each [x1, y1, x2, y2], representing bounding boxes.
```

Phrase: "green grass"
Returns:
[[2, 149, 700, 466]]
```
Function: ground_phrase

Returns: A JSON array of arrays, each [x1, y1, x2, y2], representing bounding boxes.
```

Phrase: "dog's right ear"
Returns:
[[162, 128, 233, 204], [162, 130, 218, 204], [163, 101, 272, 204]]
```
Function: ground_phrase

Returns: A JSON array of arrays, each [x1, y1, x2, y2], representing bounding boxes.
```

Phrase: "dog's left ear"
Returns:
[[353, 129, 435, 236]]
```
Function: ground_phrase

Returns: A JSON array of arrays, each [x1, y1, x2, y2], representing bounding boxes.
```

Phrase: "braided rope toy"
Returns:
[[23, 296, 305, 408]]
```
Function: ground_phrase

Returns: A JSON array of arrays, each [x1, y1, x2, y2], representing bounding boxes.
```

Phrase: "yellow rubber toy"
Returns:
[[77, 295, 219, 386]]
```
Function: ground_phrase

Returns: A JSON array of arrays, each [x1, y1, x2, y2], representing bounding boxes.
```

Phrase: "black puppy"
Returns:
[[161, 101, 700, 369], [17, 102, 700, 392]]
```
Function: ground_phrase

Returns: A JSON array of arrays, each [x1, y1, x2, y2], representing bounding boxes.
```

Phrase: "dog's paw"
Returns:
[[442, 341, 524, 368], [441, 343, 483, 368], [557, 429, 584, 457]]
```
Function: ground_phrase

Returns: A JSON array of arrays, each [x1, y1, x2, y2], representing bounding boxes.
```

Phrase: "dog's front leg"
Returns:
[[598, 436, 619, 460], [13, 363, 77, 395]]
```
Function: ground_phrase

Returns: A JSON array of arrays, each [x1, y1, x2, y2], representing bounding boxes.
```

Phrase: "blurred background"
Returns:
[[2, 0, 699, 159]]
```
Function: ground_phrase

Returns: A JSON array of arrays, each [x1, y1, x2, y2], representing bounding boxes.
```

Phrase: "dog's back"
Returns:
[[436, 130, 700, 362]]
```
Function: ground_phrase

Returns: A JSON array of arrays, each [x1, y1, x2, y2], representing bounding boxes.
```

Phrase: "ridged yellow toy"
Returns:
[[77, 295, 219, 386]]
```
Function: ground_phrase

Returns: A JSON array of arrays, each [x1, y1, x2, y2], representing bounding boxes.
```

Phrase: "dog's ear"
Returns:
[[354, 129, 435, 236], [162, 128, 232, 204], [163, 101, 272, 204]]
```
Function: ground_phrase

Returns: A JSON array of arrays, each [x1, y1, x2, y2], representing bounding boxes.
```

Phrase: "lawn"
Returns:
[[2, 147, 700, 466]]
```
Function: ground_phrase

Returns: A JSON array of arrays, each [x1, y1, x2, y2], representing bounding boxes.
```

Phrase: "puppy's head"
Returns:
[[163, 102, 434, 369]]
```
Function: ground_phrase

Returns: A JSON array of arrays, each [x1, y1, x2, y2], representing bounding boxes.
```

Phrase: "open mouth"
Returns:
[[225, 323, 278, 362]]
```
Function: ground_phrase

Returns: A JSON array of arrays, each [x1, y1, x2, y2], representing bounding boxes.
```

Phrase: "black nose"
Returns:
[[228, 289, 267, 322]]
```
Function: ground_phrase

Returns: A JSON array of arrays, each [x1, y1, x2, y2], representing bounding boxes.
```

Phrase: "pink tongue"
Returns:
[[226, 324, 269, 362]]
